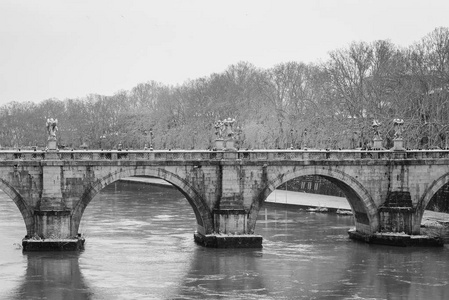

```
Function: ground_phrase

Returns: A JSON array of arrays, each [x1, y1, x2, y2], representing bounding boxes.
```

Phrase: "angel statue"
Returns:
[[393, 119, 404, 139], [214, 120, 224, 139], [223, 117, 236, 138], [46, 118, 58, 140], [372, 119, 381, 140]]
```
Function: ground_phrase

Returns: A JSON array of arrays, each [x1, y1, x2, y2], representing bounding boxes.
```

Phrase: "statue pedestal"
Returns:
[[373, 138, 383, 150], [215, 139, 224, 150], [392, 138, 405, 151], [47, 138, 57, 150], [225, 139, 236, 151]]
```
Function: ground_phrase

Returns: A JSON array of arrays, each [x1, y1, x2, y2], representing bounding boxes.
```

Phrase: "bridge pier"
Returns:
[[21, 161, 85, 251], [33, 210, 72, 238], [378, 207, 417, 234], [349, 191, 443, 246], [378, 191, 416, 234], [194, 209, 262, 248], [22, 209, 85, 251], [22, 210, 85, 251]]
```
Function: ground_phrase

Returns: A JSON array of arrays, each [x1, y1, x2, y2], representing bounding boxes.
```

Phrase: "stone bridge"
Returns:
[[1, 149, 448, 250]]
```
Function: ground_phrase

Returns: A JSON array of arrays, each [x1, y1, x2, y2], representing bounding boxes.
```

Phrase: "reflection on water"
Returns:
[[14, 252, 91, 300], [1, 182, 449, 299]]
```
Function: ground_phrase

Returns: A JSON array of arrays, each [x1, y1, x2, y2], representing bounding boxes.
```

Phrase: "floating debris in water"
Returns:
[[307, 207, 328, 213], [336, 209, 353, 215]]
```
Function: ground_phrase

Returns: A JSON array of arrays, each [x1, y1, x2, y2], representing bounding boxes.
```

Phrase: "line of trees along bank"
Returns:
[[1, 27, 449, 151]]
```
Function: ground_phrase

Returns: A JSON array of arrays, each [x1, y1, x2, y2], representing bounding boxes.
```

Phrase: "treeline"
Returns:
[[1, 27, 449, 151]]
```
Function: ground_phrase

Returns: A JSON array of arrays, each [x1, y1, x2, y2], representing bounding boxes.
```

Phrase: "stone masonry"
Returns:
[[0, 149, 448, 249]]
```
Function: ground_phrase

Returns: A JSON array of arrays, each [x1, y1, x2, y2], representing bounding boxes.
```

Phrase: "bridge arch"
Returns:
[[417, 172, 449, 224], [71, 166, 213, 237], [0, 178, 34, 236], [248, 166, 379, 235]]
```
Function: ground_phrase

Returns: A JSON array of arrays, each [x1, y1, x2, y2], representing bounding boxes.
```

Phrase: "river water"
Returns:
[[1, 181, 449, 300]]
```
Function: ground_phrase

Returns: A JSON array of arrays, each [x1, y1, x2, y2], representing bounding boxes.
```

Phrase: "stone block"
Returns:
[[378, 207, 414, 234], [213, 209, 248, 234]]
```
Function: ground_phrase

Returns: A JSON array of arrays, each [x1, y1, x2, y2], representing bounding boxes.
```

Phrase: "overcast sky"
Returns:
[[1, 0, 449, 105]]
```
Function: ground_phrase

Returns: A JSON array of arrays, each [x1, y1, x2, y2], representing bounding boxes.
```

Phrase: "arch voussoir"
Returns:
[[417, 173, 449, 222], [0, 178, 33, 235]]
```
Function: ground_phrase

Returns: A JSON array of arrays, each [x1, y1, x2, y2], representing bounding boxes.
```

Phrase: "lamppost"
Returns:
[[303, 128, 308, 149], [143, 130, 148, 149], [352, 131, 359, 149], [192, 131, 197, 149], [444, 130, 449, 150], [290, 129, 294, 150], [236, 126, 242, 149], [149, 128, 153, 150]]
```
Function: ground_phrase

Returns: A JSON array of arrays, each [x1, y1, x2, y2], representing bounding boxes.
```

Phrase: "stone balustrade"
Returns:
[[1, 149, 449, 161]]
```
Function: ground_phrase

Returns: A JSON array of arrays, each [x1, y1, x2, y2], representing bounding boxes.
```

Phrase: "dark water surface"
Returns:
[[1, 181, 449, 299]]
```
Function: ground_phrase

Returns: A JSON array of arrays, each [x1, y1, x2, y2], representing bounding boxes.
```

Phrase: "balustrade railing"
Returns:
[[1, 149, 449, 162]]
